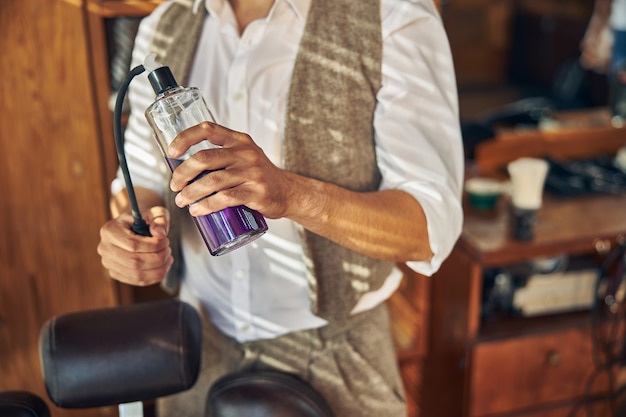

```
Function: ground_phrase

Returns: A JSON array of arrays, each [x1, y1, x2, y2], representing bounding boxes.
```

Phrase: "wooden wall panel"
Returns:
[[0, 1, 119, 416], [441, 0, 515, 86]]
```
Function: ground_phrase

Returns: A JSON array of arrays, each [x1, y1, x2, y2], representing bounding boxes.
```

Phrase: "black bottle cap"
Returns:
[[148, 66, 179, 95]]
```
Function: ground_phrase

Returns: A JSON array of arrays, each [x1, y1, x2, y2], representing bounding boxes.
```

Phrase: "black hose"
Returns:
[[113, 64, 151, 236]]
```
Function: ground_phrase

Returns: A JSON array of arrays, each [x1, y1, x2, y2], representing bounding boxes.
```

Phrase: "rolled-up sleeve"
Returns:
[[376, 0, 464, 276]]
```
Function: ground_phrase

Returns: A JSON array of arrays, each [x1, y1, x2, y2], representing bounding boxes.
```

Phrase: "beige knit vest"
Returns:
[[150, 0, 393, 322]]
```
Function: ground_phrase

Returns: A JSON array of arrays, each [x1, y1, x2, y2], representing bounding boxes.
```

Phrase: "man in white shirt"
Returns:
[[97, 0, 464, 415], [581, 0, 626, 76], [581, 0, 626, 118]]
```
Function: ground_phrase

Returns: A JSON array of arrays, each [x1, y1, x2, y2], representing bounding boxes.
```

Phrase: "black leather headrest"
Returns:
[[207, 371, 335, 417], [0, 391, 50, 417], [39, 299, 202, 408]]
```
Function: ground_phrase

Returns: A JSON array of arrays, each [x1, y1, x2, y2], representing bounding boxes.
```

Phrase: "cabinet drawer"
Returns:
[[468, 327, 611, 416], [512, 398, 613, 417]]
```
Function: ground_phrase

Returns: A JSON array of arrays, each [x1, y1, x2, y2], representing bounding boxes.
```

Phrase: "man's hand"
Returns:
[[167, 121, 304, 220], [97, 206, 173, 286]]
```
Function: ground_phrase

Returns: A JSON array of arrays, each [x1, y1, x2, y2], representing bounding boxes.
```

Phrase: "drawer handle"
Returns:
[[546, 351, 561, 366]]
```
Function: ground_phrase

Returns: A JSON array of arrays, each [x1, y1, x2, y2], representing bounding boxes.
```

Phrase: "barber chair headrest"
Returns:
[[0, 391, 50, 417], [207, 371, 336, 417], [39, 299, 202, 408]]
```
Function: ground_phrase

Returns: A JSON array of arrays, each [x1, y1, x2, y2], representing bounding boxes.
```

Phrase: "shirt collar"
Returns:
[[193, 0, 309, 21], [283, 0, 309, 21]]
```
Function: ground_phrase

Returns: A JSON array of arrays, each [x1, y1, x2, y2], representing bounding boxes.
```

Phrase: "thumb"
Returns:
[[146, 206, 170, 238]]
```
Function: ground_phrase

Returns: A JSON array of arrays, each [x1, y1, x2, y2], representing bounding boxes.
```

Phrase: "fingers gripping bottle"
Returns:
[[143, 59, 268, 256]]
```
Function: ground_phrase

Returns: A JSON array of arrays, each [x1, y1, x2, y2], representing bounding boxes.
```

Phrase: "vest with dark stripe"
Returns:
[[151, 0, 393, 322]]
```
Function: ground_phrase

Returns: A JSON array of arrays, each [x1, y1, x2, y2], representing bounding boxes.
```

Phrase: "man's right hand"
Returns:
[[97, 206, 173, 286]]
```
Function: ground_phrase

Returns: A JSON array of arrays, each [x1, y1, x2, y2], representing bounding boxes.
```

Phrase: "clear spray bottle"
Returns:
[[143, 57, 268, 256], [114, 55, 267, 256]]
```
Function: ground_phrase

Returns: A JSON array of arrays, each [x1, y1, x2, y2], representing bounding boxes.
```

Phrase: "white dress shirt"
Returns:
[[113, 0, 464, 342]]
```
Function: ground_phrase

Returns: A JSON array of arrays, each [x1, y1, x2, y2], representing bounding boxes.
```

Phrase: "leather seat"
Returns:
[[0, 391, 50, 417], [207, 370, 335, 417], [39, 299, 202, 409], [3, 298, 335, 417]]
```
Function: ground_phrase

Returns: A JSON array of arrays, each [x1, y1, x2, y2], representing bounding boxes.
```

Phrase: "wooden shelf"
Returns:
[[461, 193, 626, 268], [86, 0, 163, 17], [475, 107, 626, 175]]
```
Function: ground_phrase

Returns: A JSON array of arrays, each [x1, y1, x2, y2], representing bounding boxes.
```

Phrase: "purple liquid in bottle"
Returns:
[[167, 158, 267, 256]]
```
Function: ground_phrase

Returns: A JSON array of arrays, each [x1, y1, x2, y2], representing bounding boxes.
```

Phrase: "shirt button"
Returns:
[[235, 269, 245, 279], [232, 92, 243, 101], [241, 324, 250, 332]]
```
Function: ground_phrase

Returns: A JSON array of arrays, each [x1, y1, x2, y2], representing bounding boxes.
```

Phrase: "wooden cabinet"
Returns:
[[389, 266, 431, 417], [470, 325, 613, 415], [0, 1, 123, 417], [84, 0, 164, 186], [83, 0, 169, 305], [420, 114, 626, 416], [422, 192, 626, 417]]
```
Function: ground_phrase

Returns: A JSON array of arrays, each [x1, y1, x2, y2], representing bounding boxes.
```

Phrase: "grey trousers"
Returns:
[[157, 302, 407, 417]]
